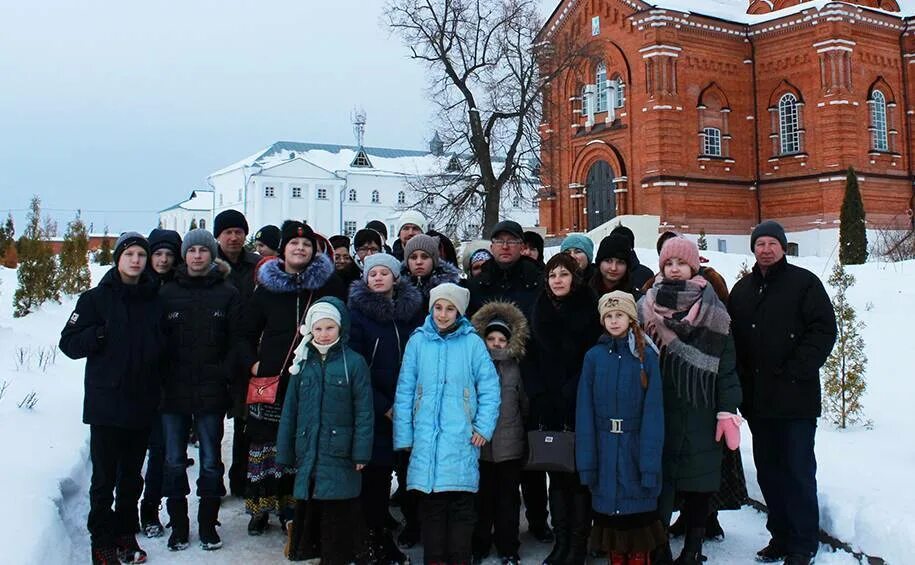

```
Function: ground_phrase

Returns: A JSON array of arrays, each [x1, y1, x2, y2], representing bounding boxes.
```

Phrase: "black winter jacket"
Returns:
[[728, 258, 837, 419], [159, 266, 242, 415], [59, 268, 165, 430], [218, 247, 260, 305], [466, 257, 542, 319]]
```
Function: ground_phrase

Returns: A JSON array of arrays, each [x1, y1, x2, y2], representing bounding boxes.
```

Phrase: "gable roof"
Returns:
[[159, 189, 214, 213]]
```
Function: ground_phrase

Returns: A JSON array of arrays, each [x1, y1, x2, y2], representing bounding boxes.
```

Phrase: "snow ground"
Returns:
[[0, 250, 911, 563]]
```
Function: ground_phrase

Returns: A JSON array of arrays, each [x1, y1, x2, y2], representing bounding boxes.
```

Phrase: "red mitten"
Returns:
[[715, 412, 743, 450]]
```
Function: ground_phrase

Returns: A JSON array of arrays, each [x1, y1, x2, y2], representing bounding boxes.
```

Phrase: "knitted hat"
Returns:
[[429, 283, 470, 316], [280, 220, 318, 257], [470, 249, 493, 265], [595, 233, 632, 266], [214, 209, 249, 238], [598, 291, 638, 323], [397, 210, 428, 234], [329, 235, 351, 251], [751, 220, 788, 251], [404, 234, 440, 267], [560, 233, 595, 264], [288, 301, 343, 375], [485, 318, 512, 340], [147, 228, 182, 256], [362, 253, 402, 282], [254, 225, 281, 251], [611, 225, 636, 249], [656, 231, 679, 255], [490, 220, 524, 241], [365, 220, 389, 239], [659, 236, 700, 274], [181, 228, 218, 260], [114, 232, 149, 265], [354, 228, 383, 250]]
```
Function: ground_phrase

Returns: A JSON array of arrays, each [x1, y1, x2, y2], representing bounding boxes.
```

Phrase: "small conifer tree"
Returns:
[[0, 212, 14, 262], [13, 196, 60, 317], [697, 229, 708, 251], [58, 212, 92, 295], [839, 167, 868, 265], [736, 260, 752, 280], [822, 262, 868, 428], [189, 218, 198, 230], [97, 227, 113, 266]]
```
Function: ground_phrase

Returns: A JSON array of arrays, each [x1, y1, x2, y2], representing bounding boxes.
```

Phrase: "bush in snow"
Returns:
[[736, 260, 752, 280], [13, 196, 60, 318], [96, 226, 113, 265], [697, 229, 708, 251], [822, 262, 869, 429], [0, 212, 14, 266], [57, 213, 91, 295], [839, 167, 868, 265]]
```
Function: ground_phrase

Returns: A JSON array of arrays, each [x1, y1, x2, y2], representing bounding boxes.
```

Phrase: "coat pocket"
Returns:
[[328, 425, 354, 458]]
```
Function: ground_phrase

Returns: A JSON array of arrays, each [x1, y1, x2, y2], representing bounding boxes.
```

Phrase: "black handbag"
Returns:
[[524, 429, 576, 473]]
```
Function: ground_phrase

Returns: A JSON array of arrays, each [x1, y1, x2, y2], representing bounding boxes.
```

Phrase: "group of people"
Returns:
[[61, 208, 837, 565]]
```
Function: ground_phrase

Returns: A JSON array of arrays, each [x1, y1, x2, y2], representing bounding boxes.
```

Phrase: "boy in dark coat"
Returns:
[[59, 232, 165, 565]]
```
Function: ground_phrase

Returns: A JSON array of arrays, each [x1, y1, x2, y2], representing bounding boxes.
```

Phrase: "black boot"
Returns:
[[651, 540, 674, 565], [140, 499, 163, 538], [674, 528, 705, 565], [542, 487, 569, 565], [669, 513, 686, 538], [247, 511, 269, 536], [565, 488, 591, 565], [198, 496, 222, 550], [705, 511, 724, 542], [166, 497, 189, 551]]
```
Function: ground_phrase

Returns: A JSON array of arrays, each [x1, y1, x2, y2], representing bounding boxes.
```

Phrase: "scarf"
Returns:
[[639, 275, 731, 407]]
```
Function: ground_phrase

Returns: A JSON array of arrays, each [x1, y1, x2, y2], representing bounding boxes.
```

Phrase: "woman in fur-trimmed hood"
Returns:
[[402, 233, 462, 310]]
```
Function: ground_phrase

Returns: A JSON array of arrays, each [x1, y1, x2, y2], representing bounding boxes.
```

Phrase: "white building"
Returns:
[[160, 140, 540, 242], [158, 189, 214, 234]]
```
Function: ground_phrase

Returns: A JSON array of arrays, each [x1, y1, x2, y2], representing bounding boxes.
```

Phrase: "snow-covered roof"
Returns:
[[159, 189, 214, 213]]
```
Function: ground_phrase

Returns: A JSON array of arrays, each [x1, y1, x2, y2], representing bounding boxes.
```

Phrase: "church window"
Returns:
[[344, 221, 357, 237], [397, 191, 406, 205], [610, 76, 625, 109], [596, 62, 608, 113], [317, 187, 328, 200], [425, 194, 435, 205], [348, 189, 357, 202], [264, 186, 276, 198], [871, 90, 888, 152], [292, 186, 302, 198], [778, 94, 801, 154], [702, 128, 722, 157], [199, 219, 206, 229], [371, 190, 380, 204], [581, 85, 593, 118], [591, 16, 600, 36]]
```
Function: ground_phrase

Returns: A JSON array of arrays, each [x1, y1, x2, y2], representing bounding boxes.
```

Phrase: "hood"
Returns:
[[256, 253, 335, 294], [598, 331, 659, 358], [470, 301, 529, 360], [404, 260, 462, 290], [348, 277, 423, 323], [312, 296, 351, 343]]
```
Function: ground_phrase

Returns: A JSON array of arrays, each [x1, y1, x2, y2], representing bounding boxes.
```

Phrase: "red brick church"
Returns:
[[536, 0, 915, 255]]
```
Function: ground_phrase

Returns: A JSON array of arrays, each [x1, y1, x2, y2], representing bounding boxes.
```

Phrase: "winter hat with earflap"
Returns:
[[598, 291, 638, 323], [429, 282, 470, 317], [181, 228, 218, 260], [658, 236, 700, 275], [114, 232, 150, 264], [560, 233, 595, 264], [362, 253, 402, 283], [404, 234, 440, 267], [287, 301, 343, 375]]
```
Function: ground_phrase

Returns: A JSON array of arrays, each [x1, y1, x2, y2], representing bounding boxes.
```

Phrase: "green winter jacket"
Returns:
[[276, 297, 374, 500]]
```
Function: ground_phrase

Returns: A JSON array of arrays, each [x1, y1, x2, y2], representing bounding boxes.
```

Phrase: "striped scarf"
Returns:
[[639, 275, 731, 407]]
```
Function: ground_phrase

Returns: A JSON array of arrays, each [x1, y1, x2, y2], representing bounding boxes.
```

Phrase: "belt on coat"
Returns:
[[596, 417, 641, 434]]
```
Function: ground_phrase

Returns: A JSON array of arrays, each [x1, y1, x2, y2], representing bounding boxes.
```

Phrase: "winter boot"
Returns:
[[114, 534, 148, 564], [565, 489, 592, 565], [627, 552, 649, 565], [674, 528, 705, 565], [609, 552, 627, 565], [755, 539, 788, 563], [530, 520, 555, 543], [783, 553, 814, 565], [397, 523, 420, 549], [650, 540, 674, 565], [704, 511, 724, 542], [91, 545, 120, 565], [668, 514, 686, 538], [381, 529, 410, 564], [248, 511, 270, 536], [589, 523, 608, 558], [140, 499, 164, 538], [542, 487, 570, 565], [198, 496, 223, 550], [166, 497, 190, 551]]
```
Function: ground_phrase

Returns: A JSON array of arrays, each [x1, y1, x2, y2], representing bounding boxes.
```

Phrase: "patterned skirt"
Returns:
[[592, 510, 667, 553], [245, 441, 296, 517]]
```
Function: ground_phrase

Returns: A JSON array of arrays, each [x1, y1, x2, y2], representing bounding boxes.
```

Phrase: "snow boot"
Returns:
[[114, 534, 148, 564], [674, 528, 705, 565], [248, 511, 270, 536], [755, 539, 788, 563], [91, 545, 120, 565], [566, 489, 592, 565], [198, 496, 223, 550], [381, 529, 410, 564], [542, 487, 570, 565], [704, 511, 724, 542], [166, 497, 190, 551], [140, 499, 164, 538]]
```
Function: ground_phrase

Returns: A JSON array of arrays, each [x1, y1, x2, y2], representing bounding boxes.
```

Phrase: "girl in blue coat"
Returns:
[[577, 291, 665, 565], [393, 283, 501, 565]]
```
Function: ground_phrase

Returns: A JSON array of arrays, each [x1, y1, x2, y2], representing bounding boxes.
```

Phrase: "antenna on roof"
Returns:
[[352, 107, 367, 148]]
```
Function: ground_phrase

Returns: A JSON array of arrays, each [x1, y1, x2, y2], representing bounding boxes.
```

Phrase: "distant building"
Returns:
[[158, 189, 213, 234]]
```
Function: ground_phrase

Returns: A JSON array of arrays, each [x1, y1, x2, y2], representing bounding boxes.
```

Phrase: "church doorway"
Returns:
[[586, 160, 616, 229]]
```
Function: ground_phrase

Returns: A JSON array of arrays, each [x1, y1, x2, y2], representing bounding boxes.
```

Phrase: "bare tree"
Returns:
[[385, 0, 593, 238]]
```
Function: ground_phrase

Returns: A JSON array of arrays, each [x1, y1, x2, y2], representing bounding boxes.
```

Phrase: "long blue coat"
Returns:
[[576, 333, 664, 516], [393, 315, 501, 494]]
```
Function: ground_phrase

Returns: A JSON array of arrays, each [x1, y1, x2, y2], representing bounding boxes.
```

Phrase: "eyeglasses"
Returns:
[[357, 246, 380, 254], [491, 239, 522, 247]]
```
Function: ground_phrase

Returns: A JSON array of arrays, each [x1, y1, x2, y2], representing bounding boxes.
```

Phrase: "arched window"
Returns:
[[397, 191, 406, 205], [581, 85, 593, 118], [778, 93, 800, 154], [371, 190, 380, 203], [348, 188, 357, 202], [871, 90, 888, 151], [595, 62, 608, 113], [702, 128, 722, 157], [512, 195, 522, 208]]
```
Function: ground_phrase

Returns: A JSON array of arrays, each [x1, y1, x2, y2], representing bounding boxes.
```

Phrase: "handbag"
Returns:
[[246, 292, 313, 406], [524, 429, 576, 473]]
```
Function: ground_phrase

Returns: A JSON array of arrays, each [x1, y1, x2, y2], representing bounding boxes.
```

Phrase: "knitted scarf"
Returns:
[[639, 275, 731, 407]]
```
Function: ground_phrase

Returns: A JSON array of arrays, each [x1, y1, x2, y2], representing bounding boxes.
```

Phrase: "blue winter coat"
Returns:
[[393, 315, 501, 494], [576, 333, 664, 516], [348, 278, 425, 467]]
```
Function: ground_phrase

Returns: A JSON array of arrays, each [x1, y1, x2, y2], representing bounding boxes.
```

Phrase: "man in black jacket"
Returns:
[[60, 232, 165, 565], [728, 221, 837, 565], [213, 209, 261, 496], [159, 229, 242, 551]]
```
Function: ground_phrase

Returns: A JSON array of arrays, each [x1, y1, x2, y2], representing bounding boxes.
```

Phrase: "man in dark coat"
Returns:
[[158, 229, 242, 551], [60, 232, 165, 565], [213, 209, 262, 496], [466, 220, 553, 543], [728, 221, 837, 565], [611, 225, 654, 291]]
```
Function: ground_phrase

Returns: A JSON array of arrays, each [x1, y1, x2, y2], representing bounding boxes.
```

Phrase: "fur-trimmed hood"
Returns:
[[470, 300, 529, 360], [256, 253, 335, 294], [348, 277, 423, 323]]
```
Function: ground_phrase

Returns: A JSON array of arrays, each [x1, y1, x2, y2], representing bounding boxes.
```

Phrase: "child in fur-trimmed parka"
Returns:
[[470, 301, 530, 564]]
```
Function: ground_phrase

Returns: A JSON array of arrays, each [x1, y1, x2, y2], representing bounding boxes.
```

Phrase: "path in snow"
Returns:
[[62, 422, 861, 564]]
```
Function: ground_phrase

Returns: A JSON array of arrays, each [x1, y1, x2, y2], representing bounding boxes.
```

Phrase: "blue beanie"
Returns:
[[560, 233, 594, 264], [362, 253, 402, 282]]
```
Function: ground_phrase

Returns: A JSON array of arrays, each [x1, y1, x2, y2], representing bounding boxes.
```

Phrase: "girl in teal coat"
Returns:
[[276, 297, 374, 563], [393, 283, 501, 565]]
